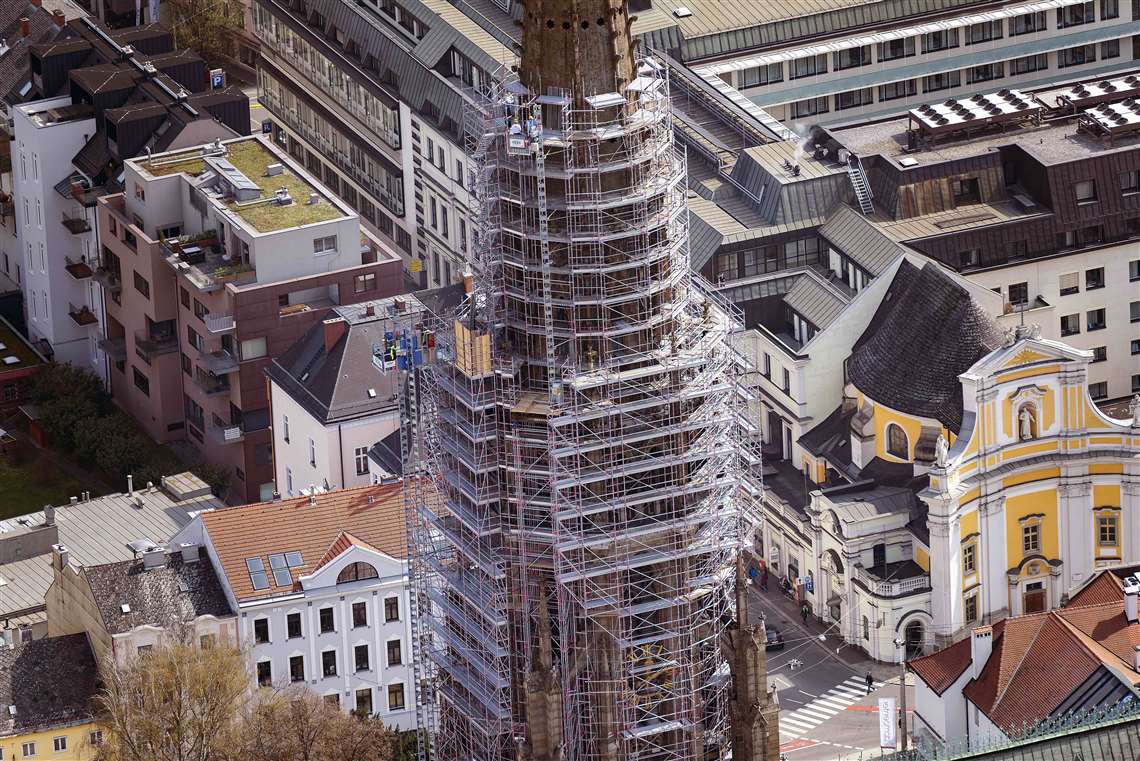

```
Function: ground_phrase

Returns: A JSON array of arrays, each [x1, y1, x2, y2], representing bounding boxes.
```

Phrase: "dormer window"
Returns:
[[337, 562, 379, 584]]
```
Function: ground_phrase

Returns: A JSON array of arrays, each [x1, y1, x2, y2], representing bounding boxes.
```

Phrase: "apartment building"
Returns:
[[10, 18, 249, 378], [264, 284, 462, 497], [170, 483, 416, 728], [636, 0, 1140, 131], [250, 0, 517, 288], [98, 134, 404, 503]]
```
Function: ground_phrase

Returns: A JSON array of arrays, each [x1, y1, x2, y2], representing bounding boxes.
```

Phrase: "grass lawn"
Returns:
[[0, 455, 89, 520]]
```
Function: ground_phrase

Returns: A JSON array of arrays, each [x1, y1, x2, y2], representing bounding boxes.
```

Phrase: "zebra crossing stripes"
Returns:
[[778, 676, 885, 738]]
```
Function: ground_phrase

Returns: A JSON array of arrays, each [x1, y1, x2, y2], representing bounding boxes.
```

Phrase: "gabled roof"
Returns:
[[312, 531, 379, 573], [1070, 572, 1125, 608], [819, 204, 909, 276], [83, 552, 233, 635], [0, 633, 97, 736], [848, 260, 1002, 432], [200, 483, 409, 604], [909, 627, 982, 695], [782, 274, 848, 330]]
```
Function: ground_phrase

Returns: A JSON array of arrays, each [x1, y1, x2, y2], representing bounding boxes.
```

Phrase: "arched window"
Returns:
[[886, 423, 908, 459], [1017, 403, 1038, 441], [336, 562, 379, 584]]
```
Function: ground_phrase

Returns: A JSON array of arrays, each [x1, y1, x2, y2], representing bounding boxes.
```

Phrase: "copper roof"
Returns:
[[201, 483, 407, 604]]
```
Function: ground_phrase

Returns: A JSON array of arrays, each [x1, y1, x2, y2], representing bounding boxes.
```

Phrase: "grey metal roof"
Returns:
[[782, 273, 849, 329], [730, 144, 849, 226], [0, 483, 220, 623], [819, 204, 908, 276], [0, 633, 97, 735]]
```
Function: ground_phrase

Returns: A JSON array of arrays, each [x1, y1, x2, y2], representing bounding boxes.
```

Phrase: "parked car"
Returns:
[[765, 628, 785, 651]]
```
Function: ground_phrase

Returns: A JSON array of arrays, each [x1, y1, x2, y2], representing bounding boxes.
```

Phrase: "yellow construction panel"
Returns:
[[1094, 484, 1121, 508], [454, 319, 492, 378], [1003, 467, 1060, 490]]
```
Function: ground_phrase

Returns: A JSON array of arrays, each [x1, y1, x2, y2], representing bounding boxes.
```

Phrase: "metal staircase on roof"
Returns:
[[847, 157, 874, 215]]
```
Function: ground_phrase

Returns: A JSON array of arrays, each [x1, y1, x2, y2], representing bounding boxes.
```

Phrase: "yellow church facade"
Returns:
[[924, 328, 1139, 645]]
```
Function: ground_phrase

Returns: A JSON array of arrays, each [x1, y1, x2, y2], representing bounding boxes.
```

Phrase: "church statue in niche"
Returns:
[[1018, 404, 1038, 441]]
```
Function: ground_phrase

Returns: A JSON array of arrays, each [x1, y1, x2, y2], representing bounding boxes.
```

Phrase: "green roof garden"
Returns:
[[0, 317, 45, 371], [142, 139, 344, 233]]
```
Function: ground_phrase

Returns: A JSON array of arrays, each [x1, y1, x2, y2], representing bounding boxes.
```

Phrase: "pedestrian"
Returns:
[[800, 602, 809, 624], [759, 570, 768, 592], [865, 672, 874, 695]]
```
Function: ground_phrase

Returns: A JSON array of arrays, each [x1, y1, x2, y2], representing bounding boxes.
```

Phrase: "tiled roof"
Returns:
[[848, 260, 1003, 432], [201, 483, 408, 603], [83, 552, 233, 635], [313, 531, 378, 573], [1069, 572, 1125, 608], [908, 631, 974, 695], [0, 633, 97, 735]]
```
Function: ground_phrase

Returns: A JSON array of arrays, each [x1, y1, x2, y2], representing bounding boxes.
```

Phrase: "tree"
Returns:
[[95, 643, 248, 761], [237, 688, 396, 761], [166, 0, 244, 69], [30, 363, 109, 452]]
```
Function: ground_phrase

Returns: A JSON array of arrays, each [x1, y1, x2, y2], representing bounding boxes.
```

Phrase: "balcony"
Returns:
[[204, 313, 235, 334], [68, 303, 98, 327], [61, 213, 92, 234], [134, 328, 178, 358], [193, 373, 231, 396], [97, 336, 127, 361], [93, 265, 122, 292], [208, 417, 245, 445], [55, 173, 114, 208], [64, 257, 93, 280], [854, 563, 931, 598], [199, 349, 239, 375], [162, 232, 255, 293]]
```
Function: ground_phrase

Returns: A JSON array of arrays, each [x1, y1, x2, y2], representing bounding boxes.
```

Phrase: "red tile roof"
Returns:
[[313, 530, 378, 572], [1068, 572, 1124, 608], [909, 633, 973, 695], [201, 483, 407, 603]]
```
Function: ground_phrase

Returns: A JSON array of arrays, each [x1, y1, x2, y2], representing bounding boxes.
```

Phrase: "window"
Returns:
[[835, 87, 874, 111], [1059, 272, 1079, 296], [963, 542, 977, 575], [132, 367, 150, 396], [1131, 260, 1140, 282], [1101, 39, 1121, 60], [282, 415, 290, 443], [960, 249, 980, 268], [257, 660, 272, 686], [1010, 10, 1047, 35], [240, 336, 267, 360], [1133, 339, 1140, 356], [355, 446, 369, 475], [384, 596, 400, 622], [313, 235, 338, 255], [354, 272, 377, 293], [782, 368, 790, 394], [355, 688, 373, 716], [966, 19, 1002, 44], [1008, 282, 1028, 306], [355, 643, 370, 671], [319, 607, 335, 633], [286, 467, 293, 494], [387, 639, 403, 666], [1131, 301, 1140, 323], [21, 743, 34, 758], [1022, 523, 1041, 553], [133, 271, 150, 299], [964, 594, 978, 624], [1058, 1, 1095, 27], [862, 616, 869, 641], [1087, 308, 1106, 331], [921, 28, 959, 52], [1086, 267, 1105, 290], [52, 738, 66, 753], [388, 683, 405, 711], [790, 96, 829, 118], [287, 612, 302, 639], [1009, 53, 1048, 75], [879, 79, 917, 102], [922, 71, 961, 94], [89, 731, 104, 747], [254, 618, 269, 644], [833, 46, 871, 71], [352, 601, 368, 628], [289, 655, 305, 682], [1134, 374, 1140, 393], [886, 423, 908, 459], [790, 53, 827, 80], [308, 438, 316, 466], [1092, 346, 1107, 363], [1059, 44, 1096, 68], [200, 633, 216, 649], [738, 62, 783, 88], [138, 645, 153, 656], [322, 650, 338, 677], [1061, 313, 1080, 336], [1124, 172, 1140, 194], [459, 218, 467, 254], [181, 353, 191, 377], [966, 62, 1004, 84], [193, 299, 209, 321], [1090, 381, 1108, 399], [1099, 513, 1119, 547], [1103, 0, 1120, 18], [878, 37, 916, 61], [430, 197, 438, 228], [338, 562, 379, 583]]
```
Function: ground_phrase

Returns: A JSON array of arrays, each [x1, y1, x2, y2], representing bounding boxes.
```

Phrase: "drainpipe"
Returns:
[[338, 424, 345, 488]]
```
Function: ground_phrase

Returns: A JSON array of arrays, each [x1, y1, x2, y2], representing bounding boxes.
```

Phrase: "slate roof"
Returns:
[[782, 274, 848, 330], [83, 552, 233, 635], [0, 0, 79, 109], [0, 633, 97, 736], [200, 483, 410, 604], [368, 430, 404, 477], [819, 204, 909, 277], [847, 260, 1002, 432]]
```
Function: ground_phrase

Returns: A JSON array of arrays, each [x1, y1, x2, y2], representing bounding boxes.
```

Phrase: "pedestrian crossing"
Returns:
[[778, 676, 884, 738]]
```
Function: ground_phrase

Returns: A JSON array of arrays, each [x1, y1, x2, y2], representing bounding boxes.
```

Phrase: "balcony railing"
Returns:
[[61, 213, 92, 234], [64, 257, 93, 280], [93, 265, 122, 292], [68, 303, 98, 327], [208, 419, 244, 445], [199, 349, 239, 375], [854, 566, 931, 598], [193, 373, 231, 396], [162, 234, 255, 293], [134, 329, 179, 357], [204, 314, 236, 334], [97, 336, 127, 361]]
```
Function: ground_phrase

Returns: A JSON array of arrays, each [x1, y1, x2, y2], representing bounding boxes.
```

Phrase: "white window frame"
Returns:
[[313, 235, 338, 255]]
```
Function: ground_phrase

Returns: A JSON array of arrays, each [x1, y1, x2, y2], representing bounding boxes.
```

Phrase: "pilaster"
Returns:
[[1058, 479, 1093, 590]]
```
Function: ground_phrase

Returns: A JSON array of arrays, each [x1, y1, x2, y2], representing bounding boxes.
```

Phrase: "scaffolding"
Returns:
[[406, 54, 762, 761]]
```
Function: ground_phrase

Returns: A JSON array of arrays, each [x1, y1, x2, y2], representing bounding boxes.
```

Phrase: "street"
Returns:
[[747, 585, 915, 760]]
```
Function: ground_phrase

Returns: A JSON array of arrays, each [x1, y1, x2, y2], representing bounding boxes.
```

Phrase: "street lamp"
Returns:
[[893, 637, 908, 752]]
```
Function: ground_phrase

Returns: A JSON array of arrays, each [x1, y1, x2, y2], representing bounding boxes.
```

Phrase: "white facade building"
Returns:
[[171, 483, 416, 728]]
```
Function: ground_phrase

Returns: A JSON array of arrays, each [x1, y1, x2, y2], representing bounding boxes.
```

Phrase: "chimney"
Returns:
[[1124, 576, 1139, 623], [43, 504, 55, 526], [127, 474, 134, 496], [1134, 645, 1140, 672], [30, 0, 41, 7], [142, 547, 167, 571], [69, 496, 77, 505], [51, 544, 69, 571], [323, 316, 347, 354], [19, 18, 29, 38], [970, 625, 993, 680], [51, 9, 64, 27], [394, 296, 406, 313], [179, 543, 200, 563], [364, 304, 375, 317], [462, 270, 474, 295]]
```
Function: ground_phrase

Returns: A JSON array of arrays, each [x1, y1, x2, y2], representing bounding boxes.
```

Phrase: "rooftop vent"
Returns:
[[265, 163, 283, 176], [120, 603, 131, 614], [7, 705, 15, 716], [673, 6, 692, 17], [306, 192, 319, 205], [275, 187, 293, 206], [367, 388, 377, 398]]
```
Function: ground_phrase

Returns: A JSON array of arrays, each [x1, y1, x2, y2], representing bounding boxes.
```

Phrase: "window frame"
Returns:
[[886, 423, 909, 459]]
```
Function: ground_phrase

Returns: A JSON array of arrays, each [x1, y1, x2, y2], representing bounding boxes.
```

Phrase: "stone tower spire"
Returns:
[[518, 0, 636, 101], [724, 556, 782, 761]]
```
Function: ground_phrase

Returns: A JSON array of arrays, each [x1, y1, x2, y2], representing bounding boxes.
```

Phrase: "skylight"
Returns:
[[246, 557, 269, 590], [268, 552, 304, 587]]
